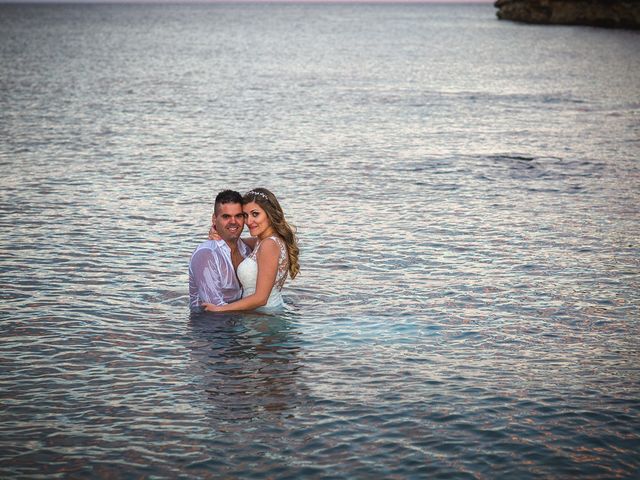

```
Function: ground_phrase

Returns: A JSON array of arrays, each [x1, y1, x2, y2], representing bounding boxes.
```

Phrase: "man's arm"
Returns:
[[189, 248, 231, 311]]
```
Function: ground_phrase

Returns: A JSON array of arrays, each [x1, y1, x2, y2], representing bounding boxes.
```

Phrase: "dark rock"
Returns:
[[494, 0, 640, 29]]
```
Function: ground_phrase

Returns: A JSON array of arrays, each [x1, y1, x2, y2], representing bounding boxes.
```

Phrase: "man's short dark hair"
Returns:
[[214, 190, 243, 215]]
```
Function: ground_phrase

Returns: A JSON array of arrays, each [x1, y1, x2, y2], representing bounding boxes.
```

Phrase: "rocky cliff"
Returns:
[[494, 0, 640, 29]]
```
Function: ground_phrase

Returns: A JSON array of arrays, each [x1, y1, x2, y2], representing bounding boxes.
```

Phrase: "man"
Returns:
[[189, 190, 252, 312]]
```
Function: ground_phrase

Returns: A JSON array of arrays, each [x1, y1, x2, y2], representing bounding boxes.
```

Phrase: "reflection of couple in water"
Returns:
[[188, 314, 304, 422], [189, 188, 299, 314]]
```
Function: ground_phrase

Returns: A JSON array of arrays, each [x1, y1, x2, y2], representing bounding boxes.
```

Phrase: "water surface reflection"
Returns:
[[187, 313, 306, 424]]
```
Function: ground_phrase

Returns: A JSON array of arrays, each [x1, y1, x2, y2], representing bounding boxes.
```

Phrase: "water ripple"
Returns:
[[2, 3, 640, 479]]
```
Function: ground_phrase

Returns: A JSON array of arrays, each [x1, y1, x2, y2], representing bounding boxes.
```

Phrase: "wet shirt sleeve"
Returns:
[[189, 247, 235, 311]]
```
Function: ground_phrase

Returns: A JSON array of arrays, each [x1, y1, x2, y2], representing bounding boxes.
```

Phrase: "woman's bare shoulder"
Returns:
[[257, 237, 281, 257]]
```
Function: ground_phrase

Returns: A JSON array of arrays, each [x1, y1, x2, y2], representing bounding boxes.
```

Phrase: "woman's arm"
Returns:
[[202, 238, 280, 313], [208, 226, 258, 250]]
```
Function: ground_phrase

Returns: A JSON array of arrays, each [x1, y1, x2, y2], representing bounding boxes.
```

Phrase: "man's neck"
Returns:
[[226, 238, 244, 270], [225, 238, 239, 253]]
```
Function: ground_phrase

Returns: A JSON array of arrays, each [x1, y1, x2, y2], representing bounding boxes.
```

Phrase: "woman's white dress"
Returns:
[[237, 236, 288, 311]]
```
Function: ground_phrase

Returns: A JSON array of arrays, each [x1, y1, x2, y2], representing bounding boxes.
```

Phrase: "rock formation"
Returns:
[[494, 0, 640, 29]]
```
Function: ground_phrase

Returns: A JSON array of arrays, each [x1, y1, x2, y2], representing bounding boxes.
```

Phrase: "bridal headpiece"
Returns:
[[246, 190, 270, 202]]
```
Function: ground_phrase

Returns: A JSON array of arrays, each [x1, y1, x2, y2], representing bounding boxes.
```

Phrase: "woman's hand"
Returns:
[[201, 302, 222, 312], [208, 224, 221, 241]]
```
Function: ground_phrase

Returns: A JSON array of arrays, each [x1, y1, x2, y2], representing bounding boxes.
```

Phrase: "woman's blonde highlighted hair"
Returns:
[[243, 188, 300, 280]]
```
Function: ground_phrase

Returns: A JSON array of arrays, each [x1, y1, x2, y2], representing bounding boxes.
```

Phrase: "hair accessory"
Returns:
[[246, 190, 270, 202]]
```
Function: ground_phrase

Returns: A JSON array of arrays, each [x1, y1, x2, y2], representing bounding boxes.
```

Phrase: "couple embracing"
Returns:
[[189, 188, 299, 314]]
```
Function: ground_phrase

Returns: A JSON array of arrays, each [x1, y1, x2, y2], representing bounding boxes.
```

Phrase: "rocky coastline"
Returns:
[[494, 0, 640, 29]]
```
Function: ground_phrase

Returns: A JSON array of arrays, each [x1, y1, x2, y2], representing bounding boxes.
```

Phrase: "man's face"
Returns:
[[213, 202, 244, 243]]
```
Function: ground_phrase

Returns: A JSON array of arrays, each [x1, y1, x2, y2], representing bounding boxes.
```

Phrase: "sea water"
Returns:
[[1, 3, 639, 478]]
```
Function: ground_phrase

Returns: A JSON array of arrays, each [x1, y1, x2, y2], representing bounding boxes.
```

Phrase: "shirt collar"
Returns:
[[216, 238, 250, 257]]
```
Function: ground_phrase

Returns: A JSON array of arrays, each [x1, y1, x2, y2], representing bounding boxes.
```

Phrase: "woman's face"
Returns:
[[243, 201, 272, 238]]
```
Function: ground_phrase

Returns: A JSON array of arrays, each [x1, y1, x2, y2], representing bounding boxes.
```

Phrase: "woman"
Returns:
[[202, 188, 299, 313]]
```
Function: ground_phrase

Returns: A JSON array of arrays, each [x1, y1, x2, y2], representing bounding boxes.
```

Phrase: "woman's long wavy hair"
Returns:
[[243, 188, 300, 280]]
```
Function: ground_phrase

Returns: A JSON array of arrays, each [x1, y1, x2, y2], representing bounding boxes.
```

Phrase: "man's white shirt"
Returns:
[[188, 239, 251, 312]]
